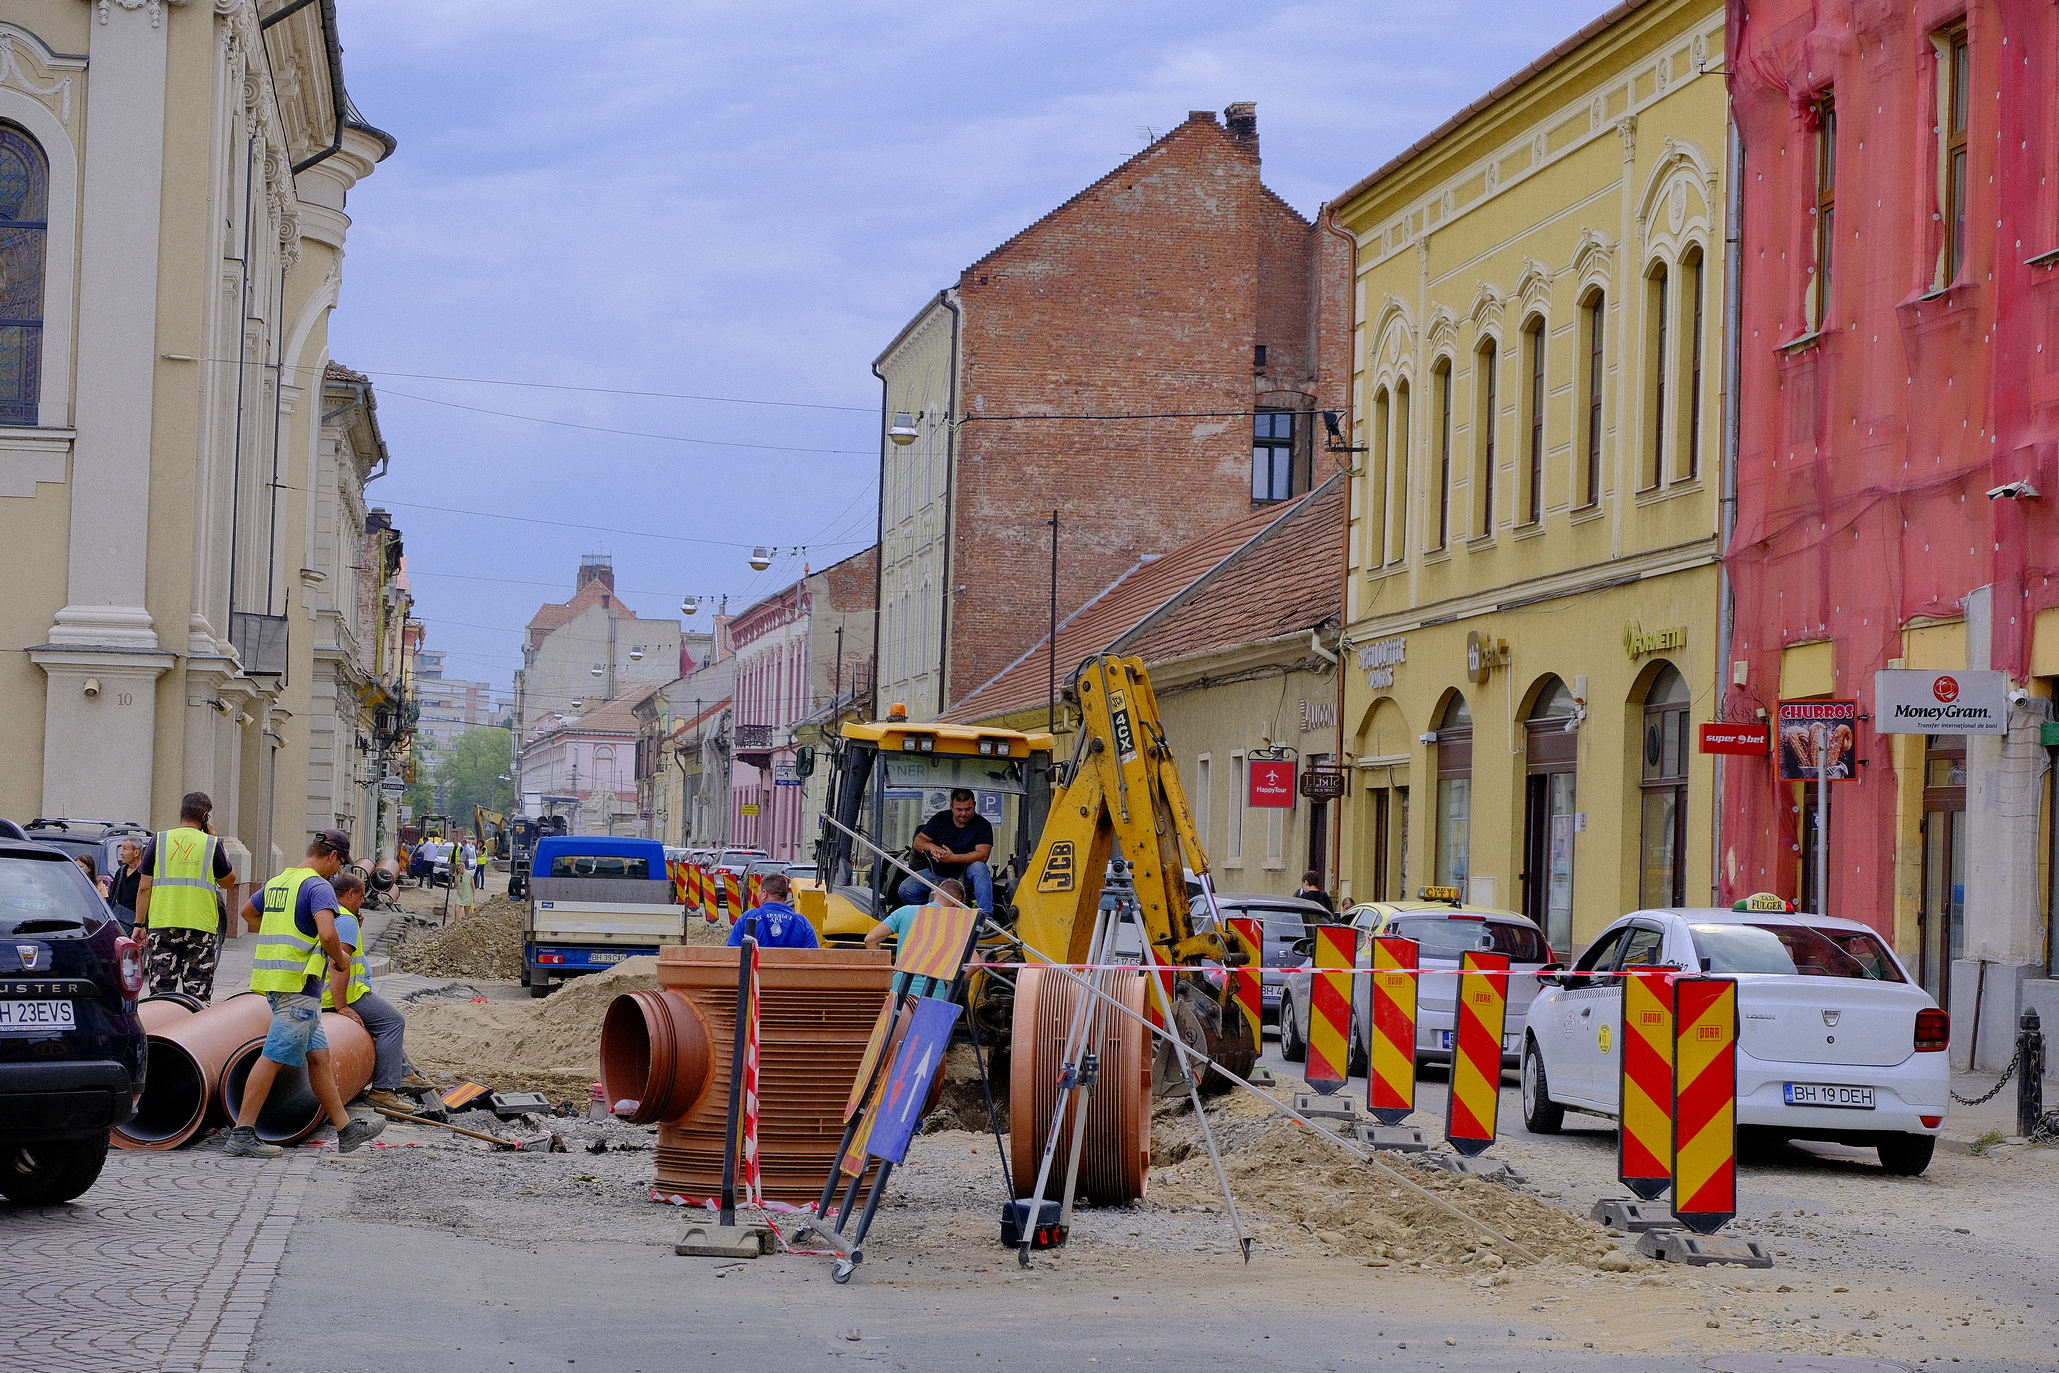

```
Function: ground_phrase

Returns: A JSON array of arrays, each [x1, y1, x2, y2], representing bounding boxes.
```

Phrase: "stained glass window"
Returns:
[[0, 125, 48, 426]]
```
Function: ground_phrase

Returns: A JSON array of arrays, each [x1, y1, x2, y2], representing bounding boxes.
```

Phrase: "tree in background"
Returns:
[[439, 725, 515, 820]]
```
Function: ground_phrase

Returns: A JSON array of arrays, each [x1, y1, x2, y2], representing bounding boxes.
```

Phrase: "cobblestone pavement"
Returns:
[[2, 1148, 317, 1373]]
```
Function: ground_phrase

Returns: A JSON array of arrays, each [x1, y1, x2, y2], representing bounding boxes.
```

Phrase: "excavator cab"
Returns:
[[812, 715, 1055, 947]]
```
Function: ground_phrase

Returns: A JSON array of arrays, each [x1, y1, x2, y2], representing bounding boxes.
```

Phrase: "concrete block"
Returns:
[[1351, 1122, 1428, 1152], [1416, 1152, 1524, 1185], [1636, 1229, 1772, 1267], [1588, 1197, 1678, 1233], [676, 1221, 771, 1258], [1294, 1092, 1360, 1120]]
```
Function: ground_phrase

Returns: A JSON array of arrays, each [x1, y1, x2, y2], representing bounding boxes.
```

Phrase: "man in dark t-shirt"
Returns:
[[898, 788, 995, 915]]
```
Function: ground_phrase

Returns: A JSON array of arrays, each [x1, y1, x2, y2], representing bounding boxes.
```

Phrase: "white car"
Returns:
[[1276, 900, 1554, 1072], [1520, 906, 1949, 1175]]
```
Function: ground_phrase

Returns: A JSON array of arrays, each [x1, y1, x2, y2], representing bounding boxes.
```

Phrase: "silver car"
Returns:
[[1277, 901, 1554, 1072], [1188, 892, 1330, 1027]]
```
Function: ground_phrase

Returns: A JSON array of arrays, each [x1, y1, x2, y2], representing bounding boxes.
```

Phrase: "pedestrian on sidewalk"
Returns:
[[474, 839, 489, 892], [134, 792, 239, 1000], [327, 872, 426, 1113], [220, 830, 383, 1159], [107, 836, 145, 931]]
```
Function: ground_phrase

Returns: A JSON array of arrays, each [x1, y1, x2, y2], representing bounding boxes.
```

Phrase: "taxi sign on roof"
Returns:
[[1732, 891, 1794, 913], [1417, 885, 1463, 904]]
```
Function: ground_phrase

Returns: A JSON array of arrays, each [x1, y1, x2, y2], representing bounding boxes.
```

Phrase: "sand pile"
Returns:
[[406, 957, 661, 1100], [394, 897, 526, 979], [1148, 1093, 1612, 1272]]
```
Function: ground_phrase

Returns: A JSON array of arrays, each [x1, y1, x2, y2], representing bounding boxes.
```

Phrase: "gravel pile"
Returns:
[[393, 897, 525, 979], [405, 957, 661, 1100]]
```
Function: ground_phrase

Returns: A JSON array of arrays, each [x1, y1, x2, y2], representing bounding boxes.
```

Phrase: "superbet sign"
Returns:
[[1248, 759, 1296, 807]]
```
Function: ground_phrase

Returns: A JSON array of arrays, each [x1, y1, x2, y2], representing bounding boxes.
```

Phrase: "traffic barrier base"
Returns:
[[1417, 1152, 1525, 1185], [1292, 1091, 1359, 1121], [1635, 1230, 1773, 1267], [1587, 1197, 1679, 1233], [1351, 1121, 1429, 1153]]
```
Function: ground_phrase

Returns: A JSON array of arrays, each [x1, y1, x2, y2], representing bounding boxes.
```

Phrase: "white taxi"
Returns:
[[1519, 901, 1949, 1175]]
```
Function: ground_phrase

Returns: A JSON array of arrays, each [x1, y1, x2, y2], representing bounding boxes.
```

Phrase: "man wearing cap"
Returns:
[[133, 791, 239, 1000], [221, 829, 384, 1158]]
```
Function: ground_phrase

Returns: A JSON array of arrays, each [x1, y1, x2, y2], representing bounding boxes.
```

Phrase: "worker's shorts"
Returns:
[[261, 992, 328, 1068]]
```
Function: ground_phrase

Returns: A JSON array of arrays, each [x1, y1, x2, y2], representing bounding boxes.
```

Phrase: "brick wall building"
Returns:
[[873, 103, 1352, 717]]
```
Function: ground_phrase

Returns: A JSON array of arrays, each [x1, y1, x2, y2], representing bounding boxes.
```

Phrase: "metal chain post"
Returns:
[[2017, 1009, 2045, 1140]]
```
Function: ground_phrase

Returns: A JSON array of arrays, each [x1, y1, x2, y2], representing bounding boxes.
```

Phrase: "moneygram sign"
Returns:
[[1873, 669, 2008, 734]]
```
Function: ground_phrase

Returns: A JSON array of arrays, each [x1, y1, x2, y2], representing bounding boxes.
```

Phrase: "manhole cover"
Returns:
[[1702, 1358, 1912, 1373]]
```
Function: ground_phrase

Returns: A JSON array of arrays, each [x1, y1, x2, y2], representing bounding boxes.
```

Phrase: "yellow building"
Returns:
[[1333, 0, 1727, 955]]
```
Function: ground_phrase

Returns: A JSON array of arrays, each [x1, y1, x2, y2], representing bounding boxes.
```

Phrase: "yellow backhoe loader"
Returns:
[[812, 654, 1254, 1203]]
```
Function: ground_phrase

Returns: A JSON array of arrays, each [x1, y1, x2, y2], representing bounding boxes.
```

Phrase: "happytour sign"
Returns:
[[1873, 669, 2008, 735], [1248, 758, 1296, 807]]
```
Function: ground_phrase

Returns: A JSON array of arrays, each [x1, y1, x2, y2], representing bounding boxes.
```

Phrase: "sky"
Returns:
[[329, 0, 1613, 704]]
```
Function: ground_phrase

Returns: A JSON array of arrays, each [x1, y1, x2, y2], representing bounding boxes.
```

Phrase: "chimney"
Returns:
[[577, 552, 615, 594], [1187, 109, 1218, 125], [1223, 101, 1257, 148]]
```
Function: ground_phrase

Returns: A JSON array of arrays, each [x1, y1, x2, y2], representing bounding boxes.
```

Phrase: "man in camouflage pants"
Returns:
[[134, 792, 239, 1000]]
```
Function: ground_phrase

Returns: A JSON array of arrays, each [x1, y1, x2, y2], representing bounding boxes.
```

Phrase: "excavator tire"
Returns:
[[1008, 967, 1151, 1206]]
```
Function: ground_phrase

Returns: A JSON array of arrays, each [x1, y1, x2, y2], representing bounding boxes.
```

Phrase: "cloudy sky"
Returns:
[[329, 0, 1610, 700]]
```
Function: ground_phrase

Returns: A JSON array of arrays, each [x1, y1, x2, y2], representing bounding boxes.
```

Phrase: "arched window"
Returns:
[[1638, 664, 1691, 908], [1680, 246, 1705, 482], [1389, 379, 1410, 564], [1434, 694, 1472, 897], [1524, 677, 1578, 949], [1473, 339, 1498, 535], [1367, 386, 1390, 565], [1523, 316, 1545, 524], [0, 125, 49, 426], [1644, 262, 1669, 489], [1581, 290, 1604, 507]]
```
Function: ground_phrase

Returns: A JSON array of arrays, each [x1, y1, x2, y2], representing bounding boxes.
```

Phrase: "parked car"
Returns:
[[1520, 904, 1948, 1175], [1276, 898, 1553, 1072], [19, 817, 151, 892], [0, 838, 147, 1203], [1187, 892, 1331, 1029]]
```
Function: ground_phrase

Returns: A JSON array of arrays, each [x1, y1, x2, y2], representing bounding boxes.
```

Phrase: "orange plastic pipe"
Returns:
[[217, 1011, 378, 1145], [114, 991, 274, 1151]]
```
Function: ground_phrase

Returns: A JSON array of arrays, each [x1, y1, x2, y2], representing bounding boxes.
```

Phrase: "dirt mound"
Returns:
[[394, 897, 525, 979], [1148, 1096, 1612, 1272], [406, 957, 661, 1100]]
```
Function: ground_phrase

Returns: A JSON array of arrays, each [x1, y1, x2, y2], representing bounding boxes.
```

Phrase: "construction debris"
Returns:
[[405, 958, 662, 1100]]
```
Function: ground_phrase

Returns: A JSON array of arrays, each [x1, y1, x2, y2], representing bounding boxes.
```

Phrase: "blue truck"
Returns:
[[521, 836, 682, 997]]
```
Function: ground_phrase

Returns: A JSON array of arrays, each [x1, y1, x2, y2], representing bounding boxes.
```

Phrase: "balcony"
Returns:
[[732, 722, 780, 766]]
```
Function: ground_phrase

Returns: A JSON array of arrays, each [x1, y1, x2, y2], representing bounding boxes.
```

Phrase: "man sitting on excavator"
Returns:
[[898, 787, 993, 916]]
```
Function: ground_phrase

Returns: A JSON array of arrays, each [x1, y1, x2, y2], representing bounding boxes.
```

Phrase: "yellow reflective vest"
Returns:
[[320, 912, 370, 1010], [147, 826, 221, 933], [248, 867, 330, 995]]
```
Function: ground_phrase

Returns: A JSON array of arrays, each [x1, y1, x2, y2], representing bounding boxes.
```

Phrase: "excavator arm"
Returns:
[[1015, 655, 1226, 969]]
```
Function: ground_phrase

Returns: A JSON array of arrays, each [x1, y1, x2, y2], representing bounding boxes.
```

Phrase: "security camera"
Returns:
[[1987, 480, 2041, 500], [2009, 688, 2030, 705], [82, 678, 100, 698]]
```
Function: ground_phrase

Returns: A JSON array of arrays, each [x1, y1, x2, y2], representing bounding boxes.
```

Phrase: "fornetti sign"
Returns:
[[1873, 669, 2008, 734]]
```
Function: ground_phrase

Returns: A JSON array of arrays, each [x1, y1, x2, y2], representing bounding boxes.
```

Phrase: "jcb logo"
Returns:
[[1037, 841, 1076, 893]]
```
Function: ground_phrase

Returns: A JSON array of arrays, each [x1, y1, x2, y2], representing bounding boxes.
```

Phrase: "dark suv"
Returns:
[[20, 817, 151, 886], [0, 838, 147, 1204]]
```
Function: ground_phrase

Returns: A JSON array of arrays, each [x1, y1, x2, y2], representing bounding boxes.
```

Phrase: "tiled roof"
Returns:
[[524, 576, 650, 645], [532, 684, 656, 739], [941, 474, 1343, 723], [325, 361, 369, 384]]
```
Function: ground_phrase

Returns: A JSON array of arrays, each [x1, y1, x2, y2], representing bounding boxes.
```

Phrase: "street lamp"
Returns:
[[629, 645, 645, 661], [749, 547, 773, 571], [887, 411, 919, 447], [591, 663, 605, 678]]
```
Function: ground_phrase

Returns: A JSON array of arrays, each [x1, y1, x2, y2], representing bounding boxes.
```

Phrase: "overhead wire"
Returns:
[[377, 388, 871, 456]]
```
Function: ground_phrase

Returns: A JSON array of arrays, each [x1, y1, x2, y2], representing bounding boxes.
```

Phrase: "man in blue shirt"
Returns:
[[728, 873, 819, 949]]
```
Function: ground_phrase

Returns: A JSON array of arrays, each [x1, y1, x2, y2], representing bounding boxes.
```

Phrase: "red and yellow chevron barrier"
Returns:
[[701, 866, 721, 922], [1619, 965, 1675, 1202], [725, 871, 743, 918], [746, 871, 764, 911], [1444, 949, 1508, 1157], [1369, 934, 1418, 1125], [1225, 916, 1263, 1052], [1672, 976, 1738, 1234], [1305, 924, 1355, 1095]]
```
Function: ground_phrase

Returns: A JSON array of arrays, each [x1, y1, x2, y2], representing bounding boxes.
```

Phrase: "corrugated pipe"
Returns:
[[218, 1012, 377, 1145], [114, 993, 274, 1151]]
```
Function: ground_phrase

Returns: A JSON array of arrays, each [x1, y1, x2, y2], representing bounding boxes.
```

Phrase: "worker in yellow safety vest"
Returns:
[[325, 871, 426, 1113], [133, 791, 239, 1001], [220, 830, 384, 1158]]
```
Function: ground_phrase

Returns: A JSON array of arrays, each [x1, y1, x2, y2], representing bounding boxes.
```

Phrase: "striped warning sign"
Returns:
[[1672, 976, 1739, 1235], [1225, 916, 1263, 1052], [725, 871, 744, 917], [1444, 949, 1509, 1157], [1618, 965, 1675, 1203], [1305, 924, 1356, 1095], [1368, 935, 1418, 1125], [747, 870, 764, 912]]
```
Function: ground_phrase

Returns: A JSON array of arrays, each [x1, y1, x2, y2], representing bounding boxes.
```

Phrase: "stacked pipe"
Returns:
[[115, 993, 379, 1149], [601, 944, 894, 1201]]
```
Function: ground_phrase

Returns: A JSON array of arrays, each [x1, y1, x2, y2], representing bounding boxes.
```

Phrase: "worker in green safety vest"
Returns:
[[219, 830, 384, 1158], [328, 871, 426, 1113], [133, 791, 239, 1001]]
